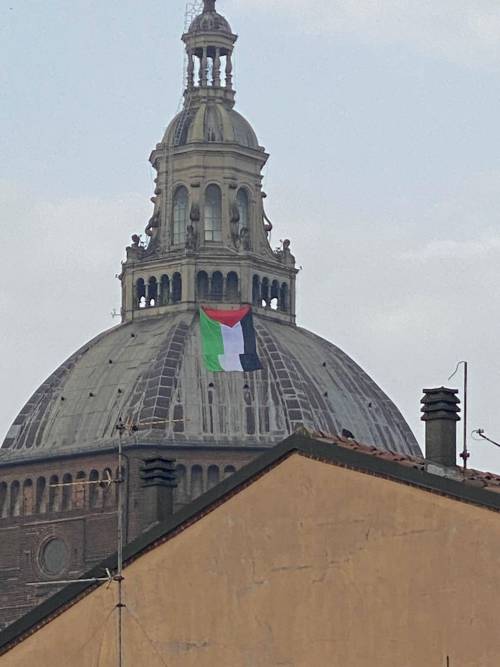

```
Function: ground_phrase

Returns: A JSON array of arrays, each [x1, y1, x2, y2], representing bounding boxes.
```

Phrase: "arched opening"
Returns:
[[62, 473, 72, 511], [176, 464, 187, 503], [89, 470, 100, 509], [252, 275, 260, 305], [270, 280, 280, 310], [280, 282, 289, 312], [22, 479, 33, 516], [211, 271, 223, 300], [236, 188, 249, 231], [74, 471, 86, 510], [197, 271, 209, 299], [226, 272, 239, 301], [223, 465, 236, 479], [261, 277, 269, 307], [147, 277, 158, 307], [136, 279, 146, 309], [0, 482, 7, 518], [102, 468, 114, 509], [204, 184, 222, 242], [173, 186, 188, 245], [48, 475, 61, 512], [35, 477, 46, 514], [160, 275, 170, 306], [207, 465, 220, 489], [190, 465, 204, 500], [10, 481, 20, 517], [172, 273, 182, 303]]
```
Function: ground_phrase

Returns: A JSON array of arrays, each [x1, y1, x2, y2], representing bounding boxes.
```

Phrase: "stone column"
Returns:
[[200, 48, 208, 86], [187, 50, 194, 89], [225, 53, 233, 89], [213, 49, 221, 86]]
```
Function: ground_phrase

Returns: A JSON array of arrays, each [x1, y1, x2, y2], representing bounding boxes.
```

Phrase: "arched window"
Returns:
[[252, 275, 260, 305], [190, 465, 204, 500], [136, 278, 146, 309], [0, 482, 7, 518], [49, 475, 61, 512], [102, 468, 114, 509], [270, 280, 280, 310], [261, 277, 269, 307], [226, 272, 238, 300], [211, 271, 223, 300], [62, 473, 72, 511], [207, 465, 220, 489], [89, 470, 100, 509], [197, 271, 209, 299], [204, 185, 222, 242], [176, 464, 187, 503], [147, 277, 158, 307], [223, 465, 236, 479], [160, 275, 170, 306], [22, 479, 33, 516], [173, 186, 188, 245], [236, 189, 249, 231], [280, 283, 289, 312], [10, 481, 20, 517], [74, 471, 86, 510], [172, 273, 182, 303], [35, 477, 46, 514]]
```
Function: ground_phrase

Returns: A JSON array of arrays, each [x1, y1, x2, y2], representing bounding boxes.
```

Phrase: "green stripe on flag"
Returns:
[[200, 309, 224, 371]]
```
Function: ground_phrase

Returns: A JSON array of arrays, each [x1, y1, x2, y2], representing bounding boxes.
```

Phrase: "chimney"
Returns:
[[421, 387, 461, 467], [140, 457, 177, 527]]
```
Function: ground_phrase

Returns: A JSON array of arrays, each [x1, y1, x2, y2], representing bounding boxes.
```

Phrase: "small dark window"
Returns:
[[226, 272, 238, 300], [211, 272, 223, 300], [172, 273, 182, 303]]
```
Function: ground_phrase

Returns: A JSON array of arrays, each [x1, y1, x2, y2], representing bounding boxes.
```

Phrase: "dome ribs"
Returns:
[[255, 321, 340, 437], [128, 318, 192, 434], [1, 331, 110, 452]]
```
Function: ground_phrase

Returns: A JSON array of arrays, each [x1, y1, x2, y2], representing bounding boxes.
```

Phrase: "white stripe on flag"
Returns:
[[219, 322, 244, 371]]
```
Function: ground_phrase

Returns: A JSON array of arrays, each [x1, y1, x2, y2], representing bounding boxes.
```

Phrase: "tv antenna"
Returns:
[[448, 360, 469, 471]]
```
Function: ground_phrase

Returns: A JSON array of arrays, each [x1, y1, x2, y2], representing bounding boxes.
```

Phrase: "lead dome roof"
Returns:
[[0, 312, 420, 461], [188, 10, 232, 34], [163, 104, 260, 150]]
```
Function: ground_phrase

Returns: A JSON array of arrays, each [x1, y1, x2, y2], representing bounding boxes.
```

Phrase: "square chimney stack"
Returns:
[[421, 387, 461, 467]]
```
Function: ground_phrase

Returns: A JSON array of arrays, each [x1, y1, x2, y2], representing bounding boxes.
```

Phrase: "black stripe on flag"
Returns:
[[239, 311, 262, 372]]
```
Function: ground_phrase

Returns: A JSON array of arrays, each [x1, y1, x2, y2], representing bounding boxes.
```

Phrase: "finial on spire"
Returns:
[[203, 0, 216, 12]]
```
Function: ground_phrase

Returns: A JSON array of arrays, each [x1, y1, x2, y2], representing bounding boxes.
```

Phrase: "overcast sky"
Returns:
[[2, 0, 500, 471]]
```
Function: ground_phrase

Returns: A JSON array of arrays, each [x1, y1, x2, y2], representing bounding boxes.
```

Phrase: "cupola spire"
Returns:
[[204, 0, 216, 11]]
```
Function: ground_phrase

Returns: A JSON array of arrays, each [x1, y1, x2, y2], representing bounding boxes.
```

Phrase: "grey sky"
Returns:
[[2, 0, 500, 471]]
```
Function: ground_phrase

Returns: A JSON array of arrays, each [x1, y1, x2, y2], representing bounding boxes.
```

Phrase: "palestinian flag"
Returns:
[[200, 306, 262, 372]]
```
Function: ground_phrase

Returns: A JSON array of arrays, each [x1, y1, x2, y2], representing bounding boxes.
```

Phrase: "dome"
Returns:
[[163, 103, 260, 149], [0, 313, 420, 460], [188, 10, 232, 35]]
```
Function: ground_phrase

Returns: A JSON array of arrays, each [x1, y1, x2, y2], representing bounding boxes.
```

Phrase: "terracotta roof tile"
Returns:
[[309, 430, 500, 494]]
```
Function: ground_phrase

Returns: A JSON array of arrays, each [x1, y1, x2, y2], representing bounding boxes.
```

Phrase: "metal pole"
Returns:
[[115, 420, 126, 667], [463, 361, 468, 470]]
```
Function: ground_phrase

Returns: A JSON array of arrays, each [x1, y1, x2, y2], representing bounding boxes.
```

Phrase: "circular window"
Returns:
[[39, 538, 69, 576]]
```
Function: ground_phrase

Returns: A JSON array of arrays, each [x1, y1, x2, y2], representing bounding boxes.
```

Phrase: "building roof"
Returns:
[[163, 104, 261, 149], [0, 312, 420, 461], [2, 430, 500, 655]]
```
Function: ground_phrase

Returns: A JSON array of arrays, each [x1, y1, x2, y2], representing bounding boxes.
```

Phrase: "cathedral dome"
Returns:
[[0, 312, 420, 460], [163, 103, 260, 149], [188, 10, 232, 35]]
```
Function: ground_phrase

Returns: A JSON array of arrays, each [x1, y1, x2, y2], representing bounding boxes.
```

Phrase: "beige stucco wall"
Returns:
[[5, 453, 500, 666]]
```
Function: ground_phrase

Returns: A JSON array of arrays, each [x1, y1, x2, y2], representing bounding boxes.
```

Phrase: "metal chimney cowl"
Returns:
[[421, 387, 461, 468]]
